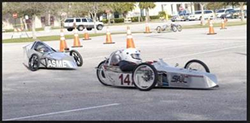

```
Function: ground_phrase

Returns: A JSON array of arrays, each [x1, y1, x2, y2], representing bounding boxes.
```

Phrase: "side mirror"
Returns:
[[175, 63, 179, 67]]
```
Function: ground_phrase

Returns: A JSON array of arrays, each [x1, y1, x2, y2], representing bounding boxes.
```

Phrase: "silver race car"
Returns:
[[23, 40, 83, 71], [96, 50, 218, 91]]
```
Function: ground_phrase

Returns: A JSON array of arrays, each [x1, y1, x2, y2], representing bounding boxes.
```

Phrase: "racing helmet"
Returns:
[[120, 48, 142, 64]]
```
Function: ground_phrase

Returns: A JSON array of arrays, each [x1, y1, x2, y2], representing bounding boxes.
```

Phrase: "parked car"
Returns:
[[187, 10, 215, 21], [63, 17, 104, 31], [171, 10, 191, 22], [221, 9, 235, 18], [215, 8, 234, 18]]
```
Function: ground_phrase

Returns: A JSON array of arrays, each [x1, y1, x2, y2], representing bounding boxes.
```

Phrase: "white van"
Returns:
[[188, 10, 214, 21]]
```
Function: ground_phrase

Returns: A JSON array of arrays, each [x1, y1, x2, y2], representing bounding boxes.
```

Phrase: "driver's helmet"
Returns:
[[120, 48, 142, 64]]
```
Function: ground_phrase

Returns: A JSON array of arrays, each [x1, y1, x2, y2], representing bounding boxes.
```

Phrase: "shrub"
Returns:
[[114, 18, 124, 23], [150, 15, 160, 20], [159, 11, 166, 17], [101, 19, 108, 23]]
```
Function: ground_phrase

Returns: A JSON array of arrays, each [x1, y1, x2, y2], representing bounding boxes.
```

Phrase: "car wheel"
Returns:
[[97, 25, 103, 30], [156, 26, 161, 33], [67, 28, 73, 31], [184, 59, 210, 73], [70, 50, 83, 67], [28, 54, 40, 71], [96, 60, 111, 86], [78, 26, 84, 31], [132, 63, 158, 91]]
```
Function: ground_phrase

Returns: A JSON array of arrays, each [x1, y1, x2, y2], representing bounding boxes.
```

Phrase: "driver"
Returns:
[[118, 48, 142, 72]]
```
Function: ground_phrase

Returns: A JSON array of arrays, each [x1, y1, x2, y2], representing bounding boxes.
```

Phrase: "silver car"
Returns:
[[23, 41, 83, 71]]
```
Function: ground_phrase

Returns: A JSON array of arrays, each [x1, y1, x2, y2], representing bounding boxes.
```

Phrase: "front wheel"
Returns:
[[29, 54, 40, 71], [171, 26, 177, 32], [177, 25, 182, 32], [184, 59, 210, 73], [70, 50, 83, 67], [96, 60, 110, 86], [132, 63, 158, 91], [97, 25, 103, 30]]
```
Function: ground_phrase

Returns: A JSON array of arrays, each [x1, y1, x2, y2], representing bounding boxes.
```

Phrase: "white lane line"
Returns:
[[163, 45, 245, 60], [4, 103, 120, 121]]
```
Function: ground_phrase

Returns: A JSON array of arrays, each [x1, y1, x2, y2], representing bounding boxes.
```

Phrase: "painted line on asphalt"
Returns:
[[4, 103, 120, 121], [163, 45, 245, 60]]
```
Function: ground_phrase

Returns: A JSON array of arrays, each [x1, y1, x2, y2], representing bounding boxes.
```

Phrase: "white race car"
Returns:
[[96, 50, 218, 91]]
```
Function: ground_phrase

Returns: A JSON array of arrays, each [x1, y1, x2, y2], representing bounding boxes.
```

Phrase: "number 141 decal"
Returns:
[[119, 74, 134, 85]]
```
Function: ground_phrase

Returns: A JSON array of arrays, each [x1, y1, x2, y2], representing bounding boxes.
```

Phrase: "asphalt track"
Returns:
[[2, 25, 246, 121]]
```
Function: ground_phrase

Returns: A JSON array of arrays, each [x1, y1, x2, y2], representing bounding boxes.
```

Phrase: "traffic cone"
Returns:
[[144, 23, 152, 33], [220, 19, 227, 29], [104, 26, 115, 44], [59, 29, 68, 52], [207, 20, 217, 35], [126, 26, 135, 49], [72, 26, 82, 47], [82, 28, 91, 40]]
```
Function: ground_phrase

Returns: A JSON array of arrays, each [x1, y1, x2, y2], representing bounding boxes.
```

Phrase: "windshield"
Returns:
[[65, 19, 74, 23], [217, 10, 225, 13], [195, 11, 202, 14]]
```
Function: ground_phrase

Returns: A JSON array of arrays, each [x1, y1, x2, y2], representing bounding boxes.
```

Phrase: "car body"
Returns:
[[23, 41, 83, 71], [96, 50, 218, 91], [63, 17, 104, 31], [215, 8, 234, 18], [187, 10, 215, 21], [171, 10, 191, 22], [221, 9, 235, 18]]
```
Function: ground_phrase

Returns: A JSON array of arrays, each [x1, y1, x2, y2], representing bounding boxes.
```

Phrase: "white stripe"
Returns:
[[163, 45, 245, 60], [4, 103, 120, 121]]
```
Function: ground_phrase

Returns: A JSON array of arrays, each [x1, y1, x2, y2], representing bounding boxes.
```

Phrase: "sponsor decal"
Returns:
[[47, 59, 67, 68]]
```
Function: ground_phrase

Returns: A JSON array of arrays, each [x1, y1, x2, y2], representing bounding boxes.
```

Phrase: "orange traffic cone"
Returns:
[[72, 25, 82, 47], [104, 26, 115, 44], [59, 29, 68, 52], [207, 20, 217, 35], [126, 26, 135, 48], [144, 23, 152, 33], [83, 28, 91, 40], [220, 19, 227, 29]]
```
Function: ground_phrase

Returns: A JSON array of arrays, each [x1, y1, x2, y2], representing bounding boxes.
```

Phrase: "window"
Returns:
[[65, 19, 74, 23], [217, 10, 225, 13], [204, 11, 212, 14], [87, 18, 93, 22], [195, 11, 202, 14], [82, 18, 87, 22], [76, 19, 81, 22]]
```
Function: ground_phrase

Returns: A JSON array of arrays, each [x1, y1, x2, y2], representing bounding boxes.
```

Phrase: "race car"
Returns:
[[96, 49, 218, 91], [23, 40, 83, 71]]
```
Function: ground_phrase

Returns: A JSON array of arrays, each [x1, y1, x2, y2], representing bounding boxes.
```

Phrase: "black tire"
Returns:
[[28, 54, 40, 71], [177, 25, 182, 32], [132, 63, 158, 91], [67, 28, 73, 31], [87, 28, 92, 31], [156, 26, 161, 33], [96, 60, 110, 86], [78, 25, 84, 31], [172, 26, 177, 32], [184, 59, 210, 73], [70, 50, 83, 67], [97, 24, 103, 30]]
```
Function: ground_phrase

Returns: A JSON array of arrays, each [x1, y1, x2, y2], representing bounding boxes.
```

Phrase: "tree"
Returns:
[[206, 2, 225, 12], [195, 2, 208, 26], [107, 2, 136, 19], [4, 2, 49, 39], [139, 2, 156, 23]]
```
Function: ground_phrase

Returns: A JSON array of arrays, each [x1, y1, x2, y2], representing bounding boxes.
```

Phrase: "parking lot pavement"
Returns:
[[2, 18, 245, 40], [2, 25, 246, 120]]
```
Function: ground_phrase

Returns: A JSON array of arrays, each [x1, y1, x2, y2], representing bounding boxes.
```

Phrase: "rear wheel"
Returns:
[[97, 24, 103, 30], [67, 28, 73, 31], [70, 50, 83, 67], [29, 54, 40, 71], [184, 59, 210, 73], [156, 26, 161, 33], [78, 25, 84, 31], [96, 60, 110, 86], [132, 63, 158, 91]]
